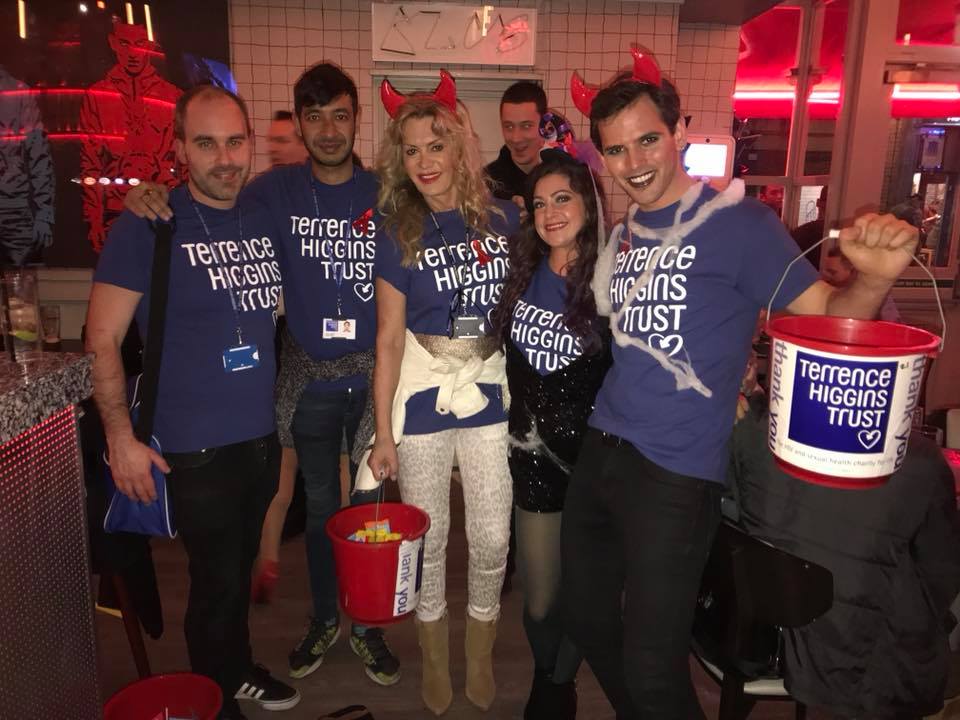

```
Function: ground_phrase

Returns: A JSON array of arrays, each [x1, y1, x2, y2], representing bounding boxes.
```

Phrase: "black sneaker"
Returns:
[[289, 617, 341, 679], [349, 627, 401, 686], [218, 699, 249, 719], [234, 663, 301, 711]]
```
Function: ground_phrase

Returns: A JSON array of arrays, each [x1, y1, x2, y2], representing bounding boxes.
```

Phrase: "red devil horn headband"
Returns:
[[570, 47, 662, 117], [380, 69, 458, 119]]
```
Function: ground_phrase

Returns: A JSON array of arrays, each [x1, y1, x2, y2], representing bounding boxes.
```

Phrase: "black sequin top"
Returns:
[[506, 336, 612, 512]]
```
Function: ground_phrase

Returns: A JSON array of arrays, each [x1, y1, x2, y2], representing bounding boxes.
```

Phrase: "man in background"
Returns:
[[892, 193, 925, 228], [820, 244, 901, 323], [485, 81, 546, 206], [267, 110, 309, 168]]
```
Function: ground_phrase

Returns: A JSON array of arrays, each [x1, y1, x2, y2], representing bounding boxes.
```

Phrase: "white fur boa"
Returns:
[[592, 179, 747, 398]]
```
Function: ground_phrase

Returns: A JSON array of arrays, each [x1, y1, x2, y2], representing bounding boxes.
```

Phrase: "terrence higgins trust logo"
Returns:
[[788, 351, 897, 453]]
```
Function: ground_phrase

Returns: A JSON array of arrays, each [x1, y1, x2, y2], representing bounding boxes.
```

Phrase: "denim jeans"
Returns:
[[562, 429, 722, 720], [165, 433, 280, 704], [291, 385, 378, 625]]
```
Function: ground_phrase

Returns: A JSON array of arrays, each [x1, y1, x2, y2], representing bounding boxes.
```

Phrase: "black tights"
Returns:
[[516, 507, 581, 682]]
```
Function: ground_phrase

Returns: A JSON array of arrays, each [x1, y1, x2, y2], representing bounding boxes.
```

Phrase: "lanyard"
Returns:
[[311, 169, 357, 317], [188, 191, 246, 346], [430, 212, 479, 314]]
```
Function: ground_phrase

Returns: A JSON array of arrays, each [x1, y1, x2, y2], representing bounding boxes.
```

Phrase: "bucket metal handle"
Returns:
[[766, 230, 946, 352]]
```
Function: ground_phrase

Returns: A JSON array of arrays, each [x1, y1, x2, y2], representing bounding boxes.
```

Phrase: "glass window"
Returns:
[[733, 7, 799, 179], [897, 0, 958, 46], [881, 119, 956, 268], [802, 1, 846, 176]]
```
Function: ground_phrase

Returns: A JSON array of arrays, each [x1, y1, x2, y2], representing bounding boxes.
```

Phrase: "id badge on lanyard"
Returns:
[[223, 342, 261, 372], [322, 261, 357, 339]]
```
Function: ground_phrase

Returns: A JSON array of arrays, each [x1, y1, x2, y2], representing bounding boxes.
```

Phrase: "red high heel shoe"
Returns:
[[252, 559, 279, 605]]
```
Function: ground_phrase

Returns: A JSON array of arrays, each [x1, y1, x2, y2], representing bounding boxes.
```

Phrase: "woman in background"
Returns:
[[491, 151, 610, 720]]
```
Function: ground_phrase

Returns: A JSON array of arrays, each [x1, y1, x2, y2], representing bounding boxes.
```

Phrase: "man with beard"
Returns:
[[87, 86, 296, 720], [79, 21, 181, 251], [124, 64, 399, 688]]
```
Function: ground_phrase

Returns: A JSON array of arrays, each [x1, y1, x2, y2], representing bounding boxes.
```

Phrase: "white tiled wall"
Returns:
[[229, 0, 740, 219], [675, 22, 738, 137]]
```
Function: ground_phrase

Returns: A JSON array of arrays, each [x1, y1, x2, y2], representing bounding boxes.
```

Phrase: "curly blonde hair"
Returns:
[[376, 97, 501, 266]]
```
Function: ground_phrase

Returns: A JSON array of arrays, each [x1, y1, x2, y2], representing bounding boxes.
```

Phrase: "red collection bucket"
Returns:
[[103, 673, 222, 720], [766, 315, 940, 488], [326, 502, 430, 625]]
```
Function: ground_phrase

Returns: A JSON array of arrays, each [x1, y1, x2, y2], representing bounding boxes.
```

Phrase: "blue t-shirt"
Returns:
[[244, 161, 378, 392], [509, 257, 584, 375], [589, 188, 819, 482], [94, 185, 281, 453], [375, 200, 520, 434]]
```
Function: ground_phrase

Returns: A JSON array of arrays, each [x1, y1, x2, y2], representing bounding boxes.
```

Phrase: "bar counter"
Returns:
[[0, 352, 101, 718]]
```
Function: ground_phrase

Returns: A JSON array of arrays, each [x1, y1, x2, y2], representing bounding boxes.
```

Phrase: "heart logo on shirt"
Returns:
[[648, 333, 684, 357], [354, 282, 374, 303], [857, 429, 882, 450]]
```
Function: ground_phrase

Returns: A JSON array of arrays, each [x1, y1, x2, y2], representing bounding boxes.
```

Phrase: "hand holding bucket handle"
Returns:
[[766, 229, 946, 353]]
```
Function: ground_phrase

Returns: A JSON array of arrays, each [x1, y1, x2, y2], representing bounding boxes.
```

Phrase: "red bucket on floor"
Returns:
[[766, 315, 940, 488], [103, 673, 222, 720], [326, 502, 430, 625]]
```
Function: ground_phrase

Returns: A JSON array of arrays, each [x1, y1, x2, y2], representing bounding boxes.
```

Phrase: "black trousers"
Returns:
[[165, 433, 280, 703], [562, 429, 721, 720]]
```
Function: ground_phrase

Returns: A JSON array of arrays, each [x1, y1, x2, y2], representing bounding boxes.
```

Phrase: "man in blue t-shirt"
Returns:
[[560, 69, 921, 719], [124, 65, 399, 687], [86, 86, 297, 720]]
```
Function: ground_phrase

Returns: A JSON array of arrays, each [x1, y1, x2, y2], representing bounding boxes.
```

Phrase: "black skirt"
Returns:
[[506, 337, 611, 512]]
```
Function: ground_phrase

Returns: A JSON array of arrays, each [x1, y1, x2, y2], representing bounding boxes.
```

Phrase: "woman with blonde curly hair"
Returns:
[[361, 71, 519, 716]]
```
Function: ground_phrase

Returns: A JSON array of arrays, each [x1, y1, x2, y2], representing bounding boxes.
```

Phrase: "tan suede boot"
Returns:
[[464, 615, 498, 710], [416, 615, 452, 715]]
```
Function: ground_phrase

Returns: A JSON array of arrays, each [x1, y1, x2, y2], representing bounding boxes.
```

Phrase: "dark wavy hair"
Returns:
[[491, 154, 605, 353], [589, 75, 682, 150]]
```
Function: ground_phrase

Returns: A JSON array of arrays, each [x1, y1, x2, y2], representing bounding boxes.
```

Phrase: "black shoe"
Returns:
[[547, 679, 577, 719], [524, 669, 552, 720], [234, 663, 301, 711], [218, 699, 248, 719], [289, 617, 341, 679], [525, 670, 577, 720], [349, 627, 401, 686]]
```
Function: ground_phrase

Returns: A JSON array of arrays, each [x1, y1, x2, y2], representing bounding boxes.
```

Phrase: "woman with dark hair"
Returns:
[[490, 152, 611, 720]]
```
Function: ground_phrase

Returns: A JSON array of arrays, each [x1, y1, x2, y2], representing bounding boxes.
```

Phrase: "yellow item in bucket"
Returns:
[[348, 518, 402, 543]]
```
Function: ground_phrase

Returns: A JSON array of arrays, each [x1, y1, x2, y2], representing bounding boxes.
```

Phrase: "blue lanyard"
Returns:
[[188, 191, 246, 346], [311, 169, 357, 317]]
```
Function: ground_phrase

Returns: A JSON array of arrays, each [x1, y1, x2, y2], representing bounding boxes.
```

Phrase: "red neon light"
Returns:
[[733, 89, 841, 104], [892, 83, 960, 100], [734, 83, 960, 119], [0, 88, 175, 108], [0, 133, 127, 142]]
